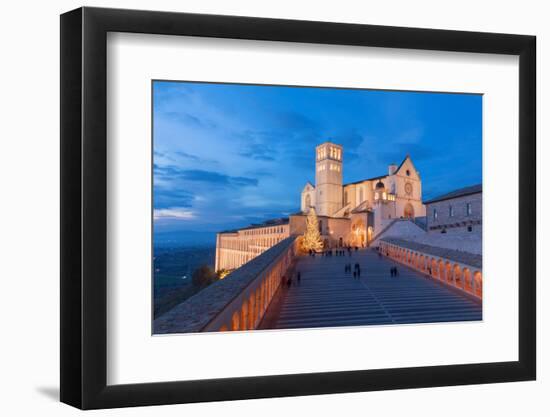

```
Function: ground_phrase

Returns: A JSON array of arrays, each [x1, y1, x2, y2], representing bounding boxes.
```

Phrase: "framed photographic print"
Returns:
[[60, 7, 536, 409]]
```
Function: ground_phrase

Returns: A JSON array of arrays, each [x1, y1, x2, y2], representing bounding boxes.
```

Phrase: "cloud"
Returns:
[[378, 142, 434, 164], [239, 143, 276, 161], [154, 208, 195, 220], [154, 188, 194, 209], [154, 164, 258, 188], [274, 111, 318, 131], [160, 111, 217, 129]]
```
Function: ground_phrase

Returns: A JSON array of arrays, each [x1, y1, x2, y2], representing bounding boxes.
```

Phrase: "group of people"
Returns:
[[344, 262, 362, 280], [282, 270, 302, 288], [304, 245, 408, 285], [308, 246, 361, 258]]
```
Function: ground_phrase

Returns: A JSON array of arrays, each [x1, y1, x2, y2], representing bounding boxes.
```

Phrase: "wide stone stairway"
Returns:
[[259, 248, 482, 330]]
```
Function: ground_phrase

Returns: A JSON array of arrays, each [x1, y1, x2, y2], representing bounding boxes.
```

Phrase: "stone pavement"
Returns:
[[259, 248, 481, 330]]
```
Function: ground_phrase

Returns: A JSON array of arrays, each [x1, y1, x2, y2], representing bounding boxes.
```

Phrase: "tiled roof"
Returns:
[[344, 174, 386, 186], [343, 155, 410, 186], [351, 200, 371, 213], [424, 184, 482, 205], [219, 217, 289, 234]]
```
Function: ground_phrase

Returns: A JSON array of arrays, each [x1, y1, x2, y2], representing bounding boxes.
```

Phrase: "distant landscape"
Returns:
[[153, 244, 216, 319]]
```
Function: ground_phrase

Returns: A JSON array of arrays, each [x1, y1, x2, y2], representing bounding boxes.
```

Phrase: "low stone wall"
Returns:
[[379, 237, 482, 299], [371, 219, 425, 247], [154, 236, 298, 334]]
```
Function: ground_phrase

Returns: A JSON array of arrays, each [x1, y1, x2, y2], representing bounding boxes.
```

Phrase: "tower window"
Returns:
[[466, 203, 472, 216], [449, 205, 454, 217], [406, 169, 410, 176], [433, 208, 438, 220]]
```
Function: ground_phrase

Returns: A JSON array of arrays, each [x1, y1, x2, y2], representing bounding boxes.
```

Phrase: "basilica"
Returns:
[[215, 141, 427, 272]]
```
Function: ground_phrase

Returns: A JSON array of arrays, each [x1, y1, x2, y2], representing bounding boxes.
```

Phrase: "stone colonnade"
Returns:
[[215, 224, 290, 272], [378, 241, 482, 299], [206, 239, 297, 332]]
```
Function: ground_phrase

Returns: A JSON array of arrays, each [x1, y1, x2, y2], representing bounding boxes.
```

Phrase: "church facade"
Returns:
[[215, 141, 426, 272]]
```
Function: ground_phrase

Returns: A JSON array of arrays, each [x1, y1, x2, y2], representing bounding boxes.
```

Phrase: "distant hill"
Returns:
[[154, 230, 217, 247]]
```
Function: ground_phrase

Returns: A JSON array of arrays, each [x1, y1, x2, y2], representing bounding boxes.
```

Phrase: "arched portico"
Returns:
[[463, 268, 472, 292], [438, 260, 445, 281], [378, 240, 482, 300], [474, 271, 482, 297], [453, 264, 462, 288]]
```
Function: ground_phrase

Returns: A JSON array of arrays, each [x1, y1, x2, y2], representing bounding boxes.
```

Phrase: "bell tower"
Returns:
[[315, 142, 343, 216]]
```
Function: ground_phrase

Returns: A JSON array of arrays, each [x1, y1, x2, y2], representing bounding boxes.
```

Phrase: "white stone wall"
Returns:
[[371, 219, 427, 246], [426, 192, 482, 236], [215, 224, 291, 272]]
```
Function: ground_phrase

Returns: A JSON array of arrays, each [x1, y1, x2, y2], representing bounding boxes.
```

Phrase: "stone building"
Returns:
[[215, 141, 426, 272], [424, 184, 482, 236], [214, 219, 290, 272], [301, 141, 426, 247]]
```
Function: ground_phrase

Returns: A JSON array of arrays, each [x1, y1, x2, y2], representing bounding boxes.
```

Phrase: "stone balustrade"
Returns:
[[154, 236, 298, 334], [379, 237, 482, 299]]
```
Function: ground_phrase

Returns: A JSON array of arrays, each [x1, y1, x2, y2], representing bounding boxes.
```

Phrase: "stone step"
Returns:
[[259, 248, 482, 330]]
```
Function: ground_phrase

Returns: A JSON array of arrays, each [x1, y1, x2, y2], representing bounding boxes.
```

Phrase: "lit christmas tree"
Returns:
[[301, 207, 324, 252]]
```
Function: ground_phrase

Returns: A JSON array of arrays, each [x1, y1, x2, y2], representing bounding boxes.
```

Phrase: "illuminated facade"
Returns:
[[215, 141, 426, 272]]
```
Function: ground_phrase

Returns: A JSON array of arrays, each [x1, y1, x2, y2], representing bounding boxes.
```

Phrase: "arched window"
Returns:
[[359, 188, 364, 203], [344, 191, 348, 205]]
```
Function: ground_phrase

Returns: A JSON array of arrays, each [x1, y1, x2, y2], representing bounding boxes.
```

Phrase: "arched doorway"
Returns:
[[404, 203, 415, 219], [351, 219, 366, 247]]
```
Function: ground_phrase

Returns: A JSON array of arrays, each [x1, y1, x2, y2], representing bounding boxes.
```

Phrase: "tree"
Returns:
[[301, 207, 324, 252], [192, 265, 219, 288]]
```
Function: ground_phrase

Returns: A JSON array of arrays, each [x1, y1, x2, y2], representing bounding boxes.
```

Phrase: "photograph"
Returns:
[[152, 81, 483, 334]]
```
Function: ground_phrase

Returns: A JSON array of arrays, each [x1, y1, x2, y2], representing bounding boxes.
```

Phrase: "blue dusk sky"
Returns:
[[153, 81, 482, 242]]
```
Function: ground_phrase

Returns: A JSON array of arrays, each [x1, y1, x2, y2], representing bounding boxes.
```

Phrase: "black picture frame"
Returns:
[[60, 6, 536, 410]]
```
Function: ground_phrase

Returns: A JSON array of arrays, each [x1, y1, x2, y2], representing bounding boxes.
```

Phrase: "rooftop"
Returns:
[[343, 154, 411, 186], [219, 217, 289, 234], [423, 184, 482, 205]]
